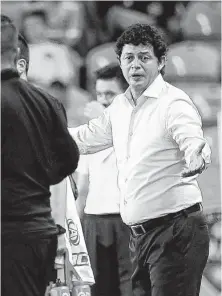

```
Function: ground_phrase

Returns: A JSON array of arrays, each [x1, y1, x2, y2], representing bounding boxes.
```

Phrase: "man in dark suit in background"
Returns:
[[1, 15, 79, 296]]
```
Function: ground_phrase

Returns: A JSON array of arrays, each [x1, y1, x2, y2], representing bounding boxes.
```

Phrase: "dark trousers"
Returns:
[[2, 236, 57, 296], [83, 214, 132, 296], [129, 210, 210, 296]]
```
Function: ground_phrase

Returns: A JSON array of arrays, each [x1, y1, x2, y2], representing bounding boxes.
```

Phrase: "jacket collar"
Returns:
[[1, 69, 19, 81]]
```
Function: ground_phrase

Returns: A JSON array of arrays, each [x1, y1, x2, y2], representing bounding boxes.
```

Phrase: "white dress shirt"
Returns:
[[69, 75, 211, 225], [76, 148, 120, 215]]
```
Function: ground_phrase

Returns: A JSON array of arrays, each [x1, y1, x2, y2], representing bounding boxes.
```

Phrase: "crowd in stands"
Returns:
[[2, 1, 220, 97]]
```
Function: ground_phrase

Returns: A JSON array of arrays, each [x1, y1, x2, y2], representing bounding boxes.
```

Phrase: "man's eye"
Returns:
[[141, 56, 149, 62], [125, 56, 133, 60], [106, 92, 115, 98]]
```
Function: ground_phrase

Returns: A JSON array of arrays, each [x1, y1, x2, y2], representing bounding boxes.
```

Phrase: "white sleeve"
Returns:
[[68, 107, 113, 154], [166, 98, 211, 166]]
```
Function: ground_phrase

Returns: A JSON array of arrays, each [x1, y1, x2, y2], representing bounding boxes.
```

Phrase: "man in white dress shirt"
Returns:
[[76, 64, 132, 296], [69, 24, 211, 296]]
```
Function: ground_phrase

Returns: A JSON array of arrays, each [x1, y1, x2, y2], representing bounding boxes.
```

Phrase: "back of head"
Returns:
[[1, 14, 18, 68], [95, 63, 128, 92]]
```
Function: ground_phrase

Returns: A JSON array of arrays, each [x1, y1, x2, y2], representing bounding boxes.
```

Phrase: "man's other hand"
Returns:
[[182, 142, 207, 178]]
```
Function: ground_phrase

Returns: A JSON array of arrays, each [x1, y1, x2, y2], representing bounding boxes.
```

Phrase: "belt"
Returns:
[[130, 203, 202, 236]]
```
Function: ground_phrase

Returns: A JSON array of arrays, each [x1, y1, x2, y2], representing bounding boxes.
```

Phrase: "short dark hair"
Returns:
[[95, 64, 128, 91], [18, 34, 30, 73], [115, 23, 168, 75], [1, 14, 18, 57], [23, 9, 48, 25]]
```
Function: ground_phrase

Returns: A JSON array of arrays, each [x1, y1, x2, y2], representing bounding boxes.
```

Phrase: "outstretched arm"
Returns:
[[69, 107, 113, 154], [166, 98, 211, 178]]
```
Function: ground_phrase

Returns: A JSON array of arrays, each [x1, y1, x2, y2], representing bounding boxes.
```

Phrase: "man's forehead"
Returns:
[[96, 78, 118, 86], [121, 43, 154, 54]]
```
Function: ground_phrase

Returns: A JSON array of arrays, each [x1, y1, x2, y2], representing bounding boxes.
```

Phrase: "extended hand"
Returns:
[[84, 101, 105, 120], [181, 142, 207, 178]]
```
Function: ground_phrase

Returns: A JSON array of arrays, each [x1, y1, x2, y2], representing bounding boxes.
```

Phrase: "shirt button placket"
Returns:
[[127, 109, 135, 159]]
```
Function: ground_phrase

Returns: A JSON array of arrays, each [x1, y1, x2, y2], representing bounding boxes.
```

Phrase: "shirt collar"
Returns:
[[1, 69, 19, 81], [143, 74, 167, 99], [124, 74, 167, 103]]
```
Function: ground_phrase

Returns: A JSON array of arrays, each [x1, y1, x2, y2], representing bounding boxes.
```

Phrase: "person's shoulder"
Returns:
[[166, 82, 190, 99], [17, 79, 47, 98], [163, 81, 201, 117], [25, 82, 64, 112], [25, 81, 51, 100], [164, 81, 192, 105]]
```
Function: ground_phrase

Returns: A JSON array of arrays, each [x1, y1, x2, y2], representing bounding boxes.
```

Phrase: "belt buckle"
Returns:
[[131, 224, 146, 236]]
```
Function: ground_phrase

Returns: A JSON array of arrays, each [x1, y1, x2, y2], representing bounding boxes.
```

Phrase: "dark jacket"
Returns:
[[1, 69, 79, 238]]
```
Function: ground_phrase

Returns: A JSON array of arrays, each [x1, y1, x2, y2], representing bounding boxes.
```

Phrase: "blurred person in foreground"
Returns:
[[15, 31, 93, 293], [1, 16, 79, 296], [69, 23, 211, 296], [75, 64, 132, 296], [16, 29, 71, 274]]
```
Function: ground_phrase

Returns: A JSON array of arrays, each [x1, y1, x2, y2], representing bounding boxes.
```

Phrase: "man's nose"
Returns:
[[131, 57, 141, 68], [100, 94, 107, 101]]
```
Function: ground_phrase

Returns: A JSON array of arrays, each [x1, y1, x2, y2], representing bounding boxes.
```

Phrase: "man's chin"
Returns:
[[130, 80, 146, 88]]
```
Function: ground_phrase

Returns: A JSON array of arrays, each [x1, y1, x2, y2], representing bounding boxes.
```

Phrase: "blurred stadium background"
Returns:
[[1, 1, 221, 294]]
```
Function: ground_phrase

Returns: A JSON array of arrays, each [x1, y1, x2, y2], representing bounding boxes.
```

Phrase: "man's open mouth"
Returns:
[[131, 74, 143, 79]]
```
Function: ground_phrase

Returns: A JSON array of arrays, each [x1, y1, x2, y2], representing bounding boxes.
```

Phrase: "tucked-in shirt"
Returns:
[[69, 74, 211, 225], [77, 148, 120, 215], [2, 69, 79, 238]]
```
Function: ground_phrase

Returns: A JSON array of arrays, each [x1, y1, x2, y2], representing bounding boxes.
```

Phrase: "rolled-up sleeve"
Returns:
[[166, 98, 211, 166], [68, 107, 113, 154]]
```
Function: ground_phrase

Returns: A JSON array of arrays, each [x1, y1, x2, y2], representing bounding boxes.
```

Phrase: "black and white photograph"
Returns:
[[1, 1, 221, 296]]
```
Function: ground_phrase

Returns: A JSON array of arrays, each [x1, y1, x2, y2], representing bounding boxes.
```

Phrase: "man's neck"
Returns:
[[130, 75, 159, 103], [20, 72, 28, 81], [130, 87, 146, 104]]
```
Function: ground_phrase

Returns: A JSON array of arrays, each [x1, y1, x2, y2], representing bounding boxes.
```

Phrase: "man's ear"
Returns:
[[118, 56, 122, 69], [16, 58, 26, 75], [158, 56, 166, 72]]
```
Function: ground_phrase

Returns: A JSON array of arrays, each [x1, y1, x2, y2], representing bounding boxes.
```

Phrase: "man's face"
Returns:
[[24, 16, 46, 43], [120, 43, 165, 92], [96, 78, 124, 107]]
